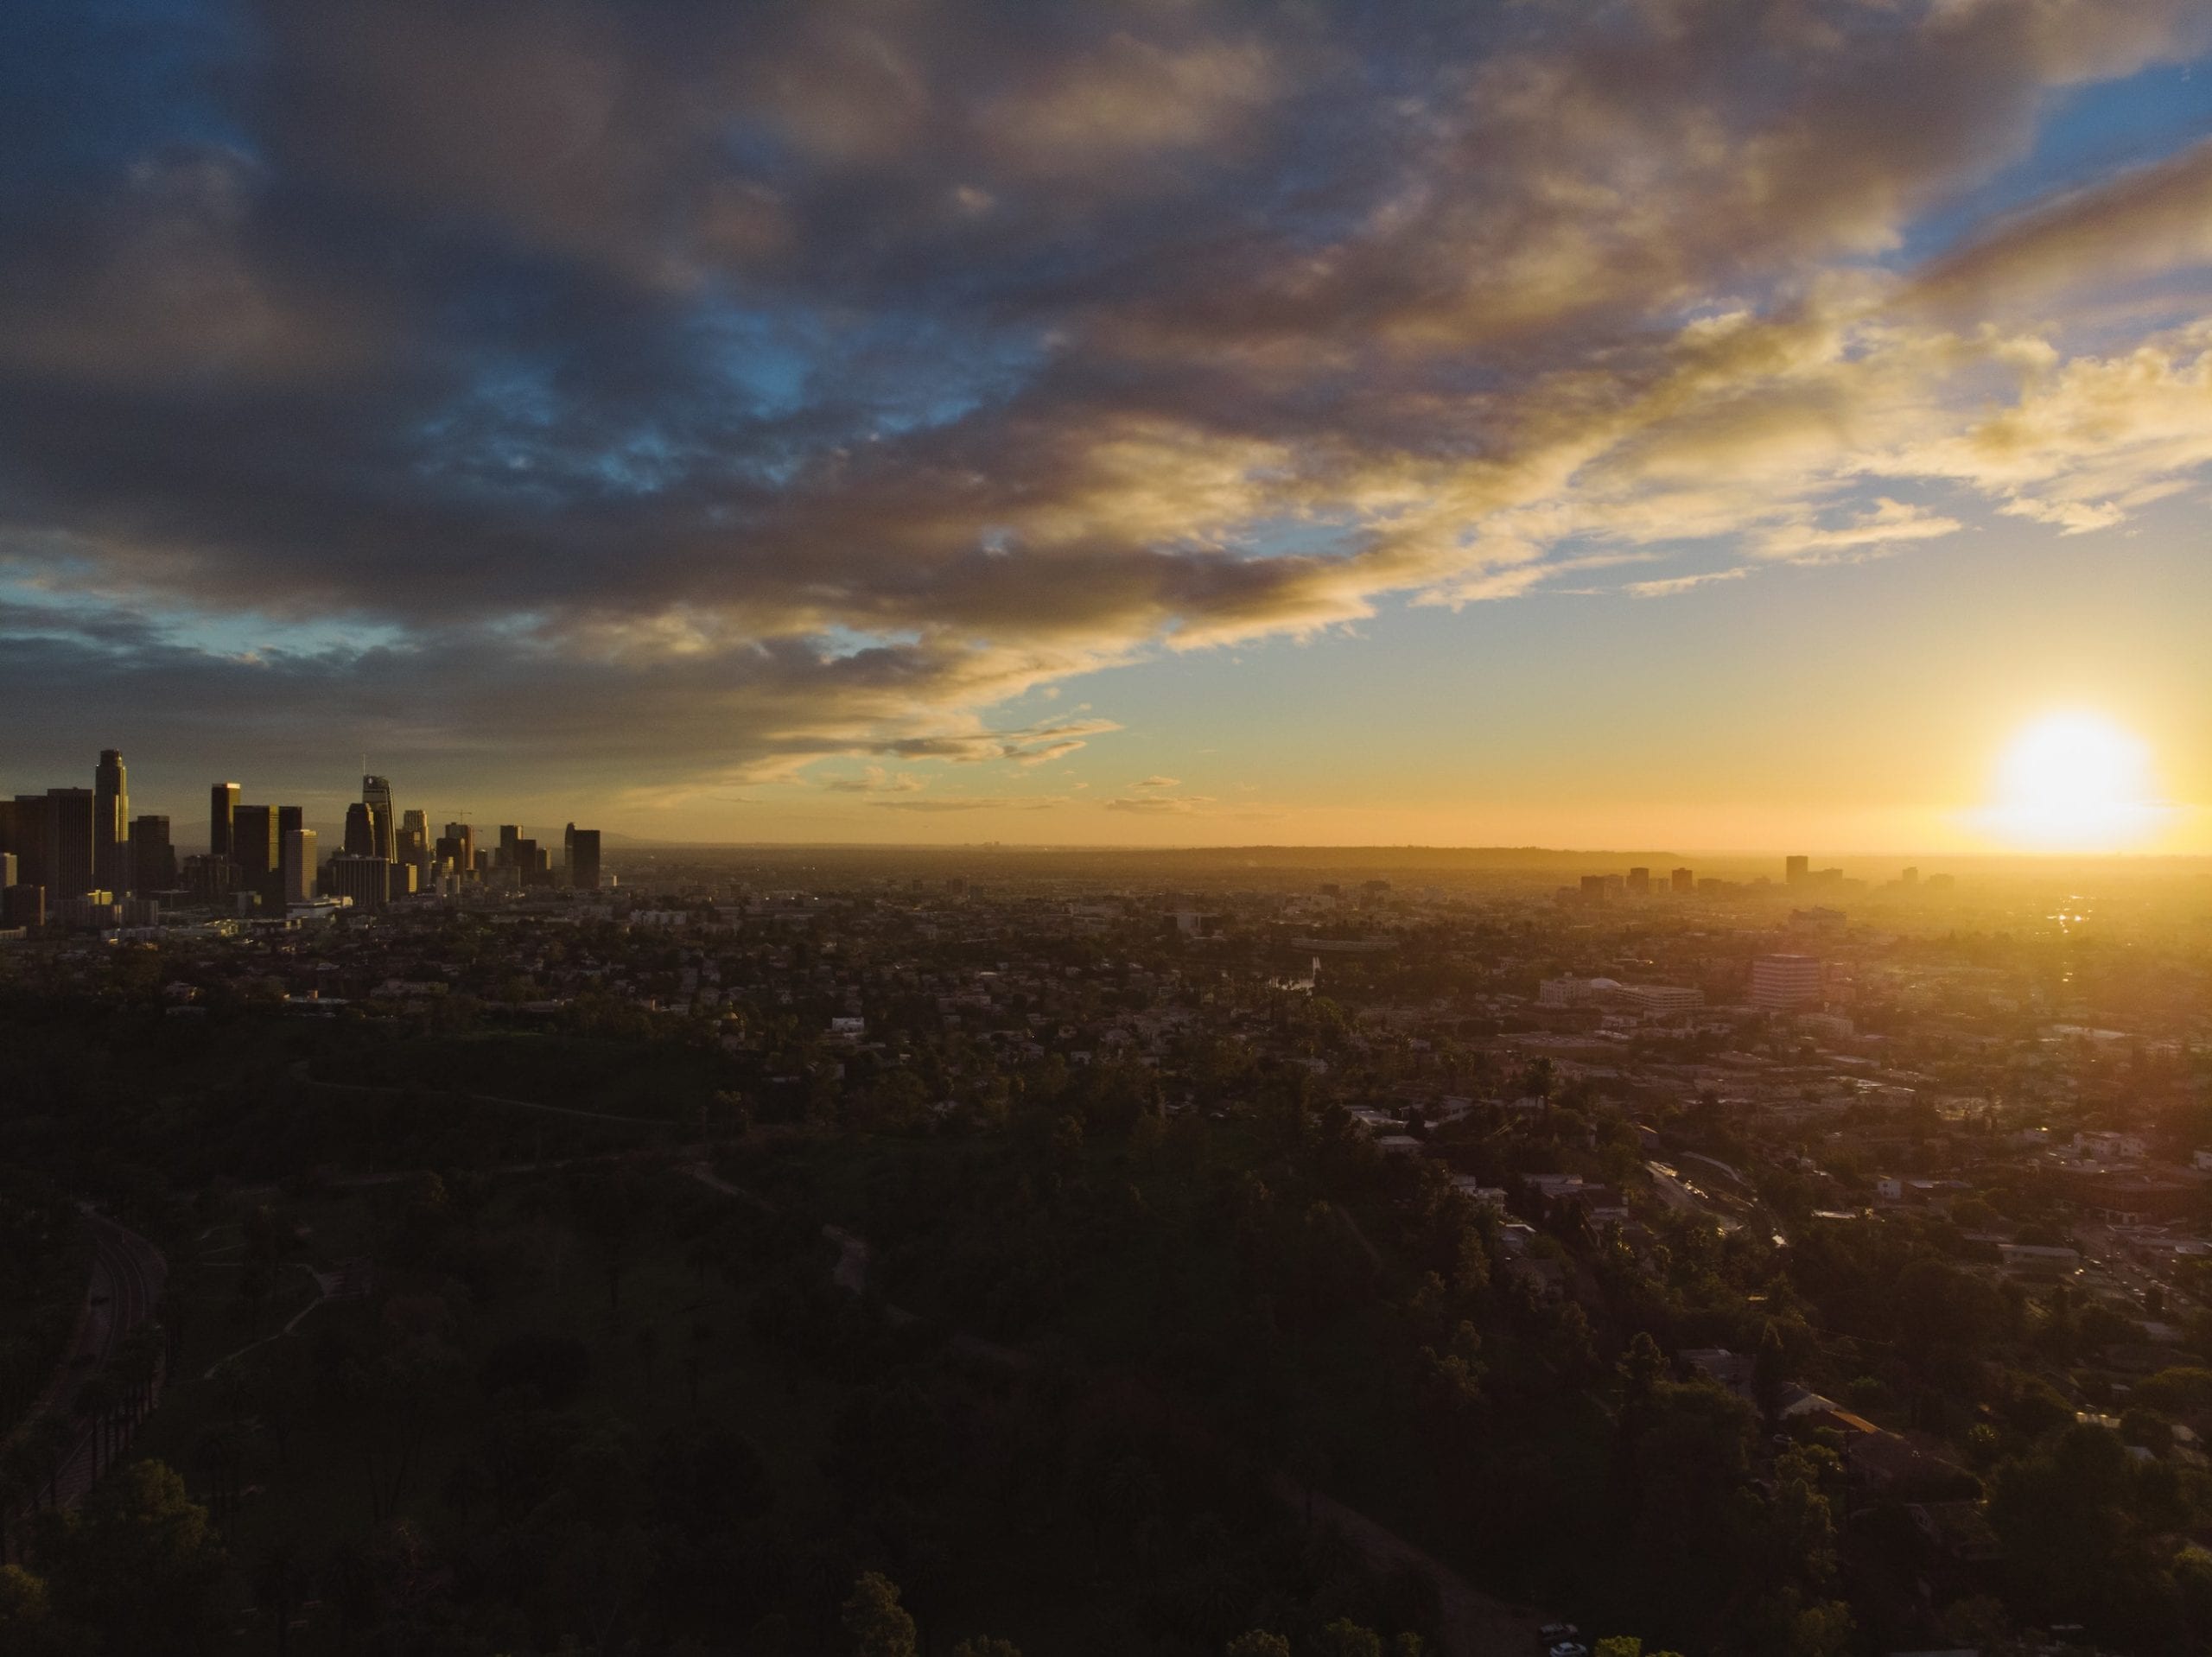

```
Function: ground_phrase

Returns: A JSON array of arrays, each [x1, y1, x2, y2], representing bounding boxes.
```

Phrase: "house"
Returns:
[[1681, 1348, 1756, 1400], [1524, 1173, 1587, 1200], [1450, 1177, 1509, 1214], [1997, 1243, 2080, 1276]]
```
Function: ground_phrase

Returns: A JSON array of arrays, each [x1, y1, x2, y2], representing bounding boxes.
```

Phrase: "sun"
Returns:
[[1980, 711, 2165, 851]]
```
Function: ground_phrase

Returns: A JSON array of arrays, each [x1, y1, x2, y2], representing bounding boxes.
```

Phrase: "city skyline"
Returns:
[[3, 3, 2210, 850], [6, 733, 2211, 867], [3, 745, 608, 925]]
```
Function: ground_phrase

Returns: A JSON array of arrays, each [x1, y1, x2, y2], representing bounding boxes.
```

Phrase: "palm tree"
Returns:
[[254, 1538, 309, 1657]]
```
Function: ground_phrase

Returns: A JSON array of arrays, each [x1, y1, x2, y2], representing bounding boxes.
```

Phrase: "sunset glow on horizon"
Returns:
[[1976, 710, 2173, 854]]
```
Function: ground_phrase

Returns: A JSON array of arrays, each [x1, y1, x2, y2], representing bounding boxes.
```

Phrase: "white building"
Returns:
[[1751, 954, 1822, 1010], [1618, 983, 1704, 1015]]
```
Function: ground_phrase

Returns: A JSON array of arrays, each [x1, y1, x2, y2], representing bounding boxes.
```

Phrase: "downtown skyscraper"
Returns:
[[95, 749, 129, 896]]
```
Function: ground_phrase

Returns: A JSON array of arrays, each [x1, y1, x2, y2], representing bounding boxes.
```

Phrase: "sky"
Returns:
[[3, 0, 2211, 854]]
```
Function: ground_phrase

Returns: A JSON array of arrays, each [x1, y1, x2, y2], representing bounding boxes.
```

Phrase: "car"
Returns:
[[1548, 1643, 1590, 1657]]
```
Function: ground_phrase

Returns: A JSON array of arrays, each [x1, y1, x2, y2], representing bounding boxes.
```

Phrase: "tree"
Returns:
[[253, 1538, 310, 1657], [1227, 1635, 1291, 1657], [842, 1571, 918, 1657], [0, 1564, 89, 1657], [1549, 1300, 1600, 1386], [950, 1641, 1022, 1657], [565, 1168, 652, 1314], [1313, 1620, 1383, 1657], [1754, 1319, 1788, 1426], [37, 1459, 226, 1654]]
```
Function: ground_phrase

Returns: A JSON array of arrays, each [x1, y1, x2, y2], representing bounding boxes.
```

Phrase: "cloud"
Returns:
[[3, 0, 2212, 813], [1102, 771, 1215, 813], [868, 795, 1063, 813], [1103, 795, 1208, 815], [1908, 135, 2212, 317], [874, 717, 1122, 766], [1758, 498, 1966, 562], [821, 766, 925, 794], [1624, 567, 1755, 600]]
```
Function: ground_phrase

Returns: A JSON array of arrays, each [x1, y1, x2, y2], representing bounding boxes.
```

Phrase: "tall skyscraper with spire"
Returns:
[[94, 749, 129, 895], [362, 775, 396, 861]]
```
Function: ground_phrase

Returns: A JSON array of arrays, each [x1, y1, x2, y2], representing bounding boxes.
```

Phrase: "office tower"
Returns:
[[1900, 866, 1920, 886], [232, 804, 278, 900], [11, 793, 49, 891], [0, 797, 15, 858], [400, 808, 431, 881], [1578, 873, 1605, 902], [569, 828, 601, 891], [344, 802, 378, 859], [210, 783, 240, 863], [1670, 867, 1694, 894], [277, 803, 304, 841], [512, 837, 540, 883], [442, 822, 474, 873], [182, 854, 236, 903], [323, 854, 391, 911], [1626, 867, 1649, 895], [396, 808, 429, 879], [56, 892, 120, 930], [47, 788, 95, 898], [94, 749, 129, 895], [1785, 854, 1809, 886], [3, 885, 44, 929], [498, 824, 520, 867], [0, 852, 13, 888], [281, 827, 317, 905], [360, 776, 397, 861], [130, 816, 175, 894], [1751, 953, 1823, 1010]]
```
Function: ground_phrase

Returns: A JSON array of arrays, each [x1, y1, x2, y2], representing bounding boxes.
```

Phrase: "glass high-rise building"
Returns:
[[130, 816, 175, 894], [344, 802, 378, 859], [94, 749, 130, 895], [399, 808, 430, 881], [281, 827, 317, 905], [210, 783, 239, 863], [362, 776, 396, 861], [569, 828, 601, 891], [47, 788, 96, 899], [232, 804, 278, 901], [10, 793, 48, 892]]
